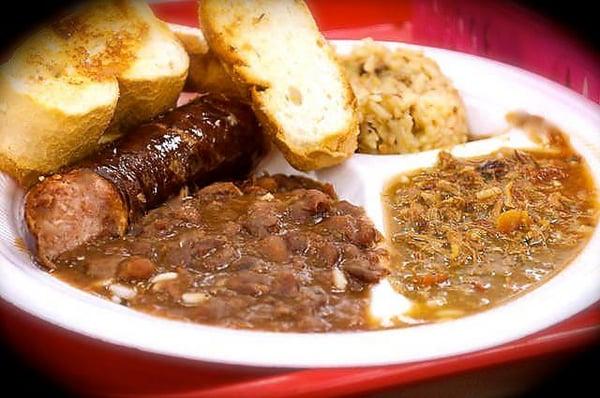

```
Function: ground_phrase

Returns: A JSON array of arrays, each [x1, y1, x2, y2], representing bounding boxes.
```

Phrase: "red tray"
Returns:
[[155, 0, 599, 103], [1, 1, 599, 397], [1, 298, 598, 397]]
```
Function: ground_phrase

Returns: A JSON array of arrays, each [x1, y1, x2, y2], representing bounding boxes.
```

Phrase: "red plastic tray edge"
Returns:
[[0, 1, 598, 397], [147, 2, 600, 396], [110, 305, 600, 398]]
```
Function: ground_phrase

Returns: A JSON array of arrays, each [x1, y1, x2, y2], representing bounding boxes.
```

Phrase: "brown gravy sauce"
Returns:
[[52, 175, 389, 332]]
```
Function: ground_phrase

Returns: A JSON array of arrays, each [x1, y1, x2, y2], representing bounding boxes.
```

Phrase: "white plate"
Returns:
[[1, 40, 599, 368]]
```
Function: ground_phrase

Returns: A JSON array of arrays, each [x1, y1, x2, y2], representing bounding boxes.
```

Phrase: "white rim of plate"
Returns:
[[0, 40, 599, 368]]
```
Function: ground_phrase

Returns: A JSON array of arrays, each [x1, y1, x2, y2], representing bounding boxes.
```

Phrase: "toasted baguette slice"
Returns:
[[0, 24, 120, 186], [105, 1, 189, 138], [200, 0, 359, 170], [169, 23, 244, 99], [0, 0, 188, 185], [168, 23, 210, 55]]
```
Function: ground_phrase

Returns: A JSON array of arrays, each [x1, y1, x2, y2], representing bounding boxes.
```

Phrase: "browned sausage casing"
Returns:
[[25, 94, 266, 267]]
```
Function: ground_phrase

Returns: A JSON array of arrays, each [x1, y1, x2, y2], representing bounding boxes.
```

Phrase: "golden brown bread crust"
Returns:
[[0, 1, 188, 186], [167, 23, 245, 100], [199, 0, 359, 171], [186, 50, 247, 100], [250, 87, 359, 171], [104, 71, 188, 139], [0, 71, 119, 187], [0, 155, 37, 188]]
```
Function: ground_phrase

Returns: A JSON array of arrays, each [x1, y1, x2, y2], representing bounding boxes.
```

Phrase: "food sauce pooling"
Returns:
[[383, 129, 598, 322], [53, 175, 389, 332]]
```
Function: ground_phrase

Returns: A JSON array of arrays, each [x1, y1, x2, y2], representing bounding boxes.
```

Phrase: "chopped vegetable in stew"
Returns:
[[383, 147, 598, 322]]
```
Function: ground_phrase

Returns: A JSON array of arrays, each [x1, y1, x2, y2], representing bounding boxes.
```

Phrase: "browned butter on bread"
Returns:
[[0, 0, 188, 186], [200, 0, 360, 171]]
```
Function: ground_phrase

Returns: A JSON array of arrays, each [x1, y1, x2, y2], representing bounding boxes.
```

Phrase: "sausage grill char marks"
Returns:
[[25, 94, 266, 267], [84, 94, 266, 220]]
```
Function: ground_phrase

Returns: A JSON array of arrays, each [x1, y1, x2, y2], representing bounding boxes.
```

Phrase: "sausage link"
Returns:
[[25, 94, 266, 267]]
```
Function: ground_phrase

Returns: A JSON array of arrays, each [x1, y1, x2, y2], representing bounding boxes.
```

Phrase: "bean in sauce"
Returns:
[[53, 175, 389, 332]]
